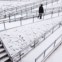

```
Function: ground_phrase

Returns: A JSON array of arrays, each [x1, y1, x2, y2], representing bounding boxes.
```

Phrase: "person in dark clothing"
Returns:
[[38, 4, 44, 19]]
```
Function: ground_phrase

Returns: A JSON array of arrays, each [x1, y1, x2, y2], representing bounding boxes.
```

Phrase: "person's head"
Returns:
[[40, 4, 43, 7]]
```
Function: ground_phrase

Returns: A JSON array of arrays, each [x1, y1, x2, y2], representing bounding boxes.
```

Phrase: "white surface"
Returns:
[[0, 1, 31, 10], [0, 15, 62, 56], [46, 43, 62, 62], [0, 0, 62, 62], [20, 25, 62, 62]]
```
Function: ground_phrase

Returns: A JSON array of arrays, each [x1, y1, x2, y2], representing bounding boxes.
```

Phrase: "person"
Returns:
[[38, 4, 44, 19]]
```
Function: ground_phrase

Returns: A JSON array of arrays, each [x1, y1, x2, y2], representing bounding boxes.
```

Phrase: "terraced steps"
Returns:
[[0, 48, 5, 53], [0, 44, 3, 48], [0, 56, 10, 62], [0, 52, 7, 59], [0, 41, 12, 62]]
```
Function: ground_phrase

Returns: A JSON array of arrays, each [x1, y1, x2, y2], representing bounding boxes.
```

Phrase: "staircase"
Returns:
[[0, 41, 11, 62]]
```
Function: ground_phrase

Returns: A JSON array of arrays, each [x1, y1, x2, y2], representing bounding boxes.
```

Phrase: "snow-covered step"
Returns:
[[0, 42, 12, 62], [45, 43, 62, 62], [21, 26, 62, 62], [0, 44, 2, 48], [0, 48, 5, 53], [0, 41, 1, 44], [0, 56, 10, 62], [0, 52, 7, 59]]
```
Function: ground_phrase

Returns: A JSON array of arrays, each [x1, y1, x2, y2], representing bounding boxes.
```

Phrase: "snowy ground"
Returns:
[[0, 1, 32, 10], [0, 14, 62, 57], [45, 42, 62, 62], [0, 0, 62, 24], [20, 26, 62, 62], [0, 0, 62, 62], [0, 0, 61, 16]]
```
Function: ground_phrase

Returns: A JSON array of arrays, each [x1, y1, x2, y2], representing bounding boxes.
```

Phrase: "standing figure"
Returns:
[[38, 4, 44, 19]]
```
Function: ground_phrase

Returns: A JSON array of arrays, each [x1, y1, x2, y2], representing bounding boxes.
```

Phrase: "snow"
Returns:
[[0, 15, 62, 57], [0, 0, 62, 62], [45, 42, 62, 62], [0, 1, 32, 10], [0, 1, 62, 24], [20, 26, 62, 62], [0, 0, 60, 16]]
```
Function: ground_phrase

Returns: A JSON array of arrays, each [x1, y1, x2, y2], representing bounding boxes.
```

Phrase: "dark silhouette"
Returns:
[[38, 4, 44, 19]]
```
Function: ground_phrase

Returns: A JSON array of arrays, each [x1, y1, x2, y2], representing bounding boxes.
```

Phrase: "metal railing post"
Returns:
[[46, 0, 47, 8], [52, 27, 54, 33], [3, 22, 6, 30], [43, 13, 45, 20], [9, 14, 11, 22], [54, 40, 56, 47], [33, 15, 34, 23], [31, 7, 32, 13], [51, 9, 53, 18], [20, 17, 22, 26], [21, 10, 22, 16], [35, 59, 36, 62], [58, 7, 60, 16], [14, 14, 16, 21], [34, 41, 36, 48], [43, 50, 46, 58]]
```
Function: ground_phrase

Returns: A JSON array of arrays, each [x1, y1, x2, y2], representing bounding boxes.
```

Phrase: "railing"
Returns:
[[0, 19, 61, 62], [0, 0, 58, 13], [0, 0, 60, 62], [11, 19, 62, 62], [0, 6, 62, 32], [0, 6, 61, 61], [0, 0, 59, 19], [0, 0, 47, 15], [0, 7, 62, 62], [0, 6, 62, 24], [35, 34, 62, 62]]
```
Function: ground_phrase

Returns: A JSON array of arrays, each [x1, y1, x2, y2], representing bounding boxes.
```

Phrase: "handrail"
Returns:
[[11, 19, 62, 62], [0, 6, 62, 33], [35, 34, 62, 62], [0, 0, 59, 19], [0, 6, 62, 24], [0, 0, 46, 14], [0, 8, 62, 62], [0, 0, 58, 13]]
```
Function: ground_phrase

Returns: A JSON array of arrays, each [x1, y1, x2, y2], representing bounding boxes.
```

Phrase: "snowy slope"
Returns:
[[0, 0, 61, 24], [0, 0, 62, 62], [45, 42, 62, 62], [20, 26, 62, 62], [0, 0, 60, 16], [0, 15, 62, 57]]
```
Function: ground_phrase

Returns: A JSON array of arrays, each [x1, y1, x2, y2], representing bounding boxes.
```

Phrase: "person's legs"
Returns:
[[40, 13, 42, 19], [39, 13, 41, 19], [40, 16, 41, 19], [38, 13, 42, 19], [41, 13, 42, 19]]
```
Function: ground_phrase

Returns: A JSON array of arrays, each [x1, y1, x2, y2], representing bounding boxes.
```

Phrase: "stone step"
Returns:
[[0, 41, 11, 62], [5, 58, 11, 62], [0, 44, 3, 48], [0, 52, 7, 59], [0, 41, 1, 44], [0, 48, 5, 53], [0, 56, 9, 62]]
